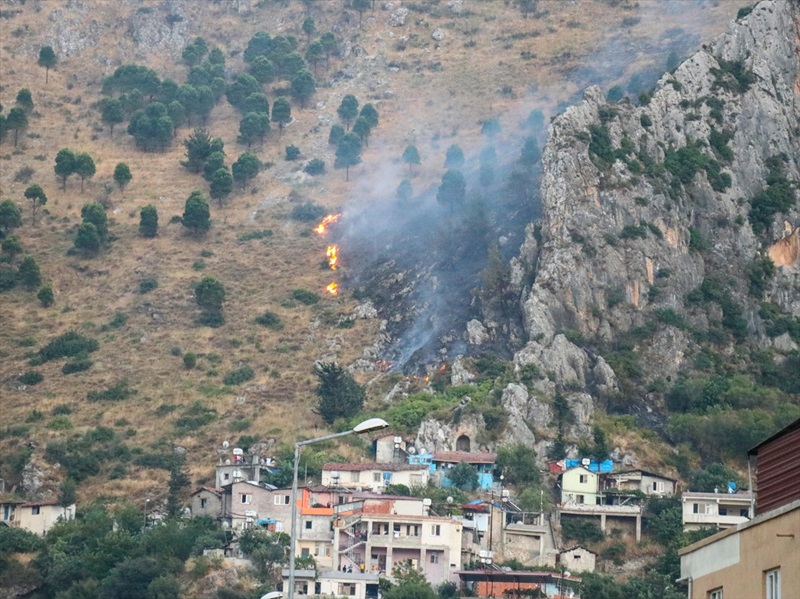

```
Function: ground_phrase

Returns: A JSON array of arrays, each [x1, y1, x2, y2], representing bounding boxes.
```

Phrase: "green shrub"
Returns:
[[52, 404, 73, 415], [0, 267, 19, 291], [304, 158, 325, 175], [62, 358, 93, 374], [47, 415, 74, 430], [19, 370, 43, 385], [285, 145, 300, 160], [87, 380, 137, 401], [237, 229, 273, 242], [139, 277, 158, 293], [174, 402, 217, 432], [710, 58, 755, 93], [255, 311, 284, 330], [619, 224, 647, 240], [229, 418, 251, 432], [561, 518, 604, 544], [39, 331, 99, 362], [292, 289, 320, 305], [183, 352, 197, 369], [639, 114, 652, 128], [223, 366, 255, 386], [588, 124, 615, 169], [601, 542, 627, 565], [290, 202, 327, 222]]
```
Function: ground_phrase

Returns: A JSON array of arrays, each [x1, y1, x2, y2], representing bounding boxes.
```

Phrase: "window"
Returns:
[[693, 503, 699, 514], [350, 471, 360, 482], [576, 494, 585, 504], [241, 494, 252, 504], [708, 589, 723, 599], [305, 520, 313, 530], [430, 553, 439, 564], [224, 473, 230, 481], [765, 568, 780, 599], [740, 508, 749, 517], [719, 506, 728, 516], [432, 524, 441, 536], [301, 548, 310, 558], [274, 495, 290, 505], [373, 472, 382, 482], [31, 506, 40, 516], [200, 498, 207, 508], [579, 475, 588, 484]]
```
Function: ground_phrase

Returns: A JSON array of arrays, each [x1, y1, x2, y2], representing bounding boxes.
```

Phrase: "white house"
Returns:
[[681, 490, 753, 531], [321, 462, 429, 491]]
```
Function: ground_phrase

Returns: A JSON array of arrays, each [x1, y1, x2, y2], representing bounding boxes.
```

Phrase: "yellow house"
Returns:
[[560, 467, 600, 506]]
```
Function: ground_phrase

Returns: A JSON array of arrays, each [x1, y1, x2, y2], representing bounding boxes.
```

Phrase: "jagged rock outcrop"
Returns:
[[414, 412, 487, 453], [514, 0, 799, 411]]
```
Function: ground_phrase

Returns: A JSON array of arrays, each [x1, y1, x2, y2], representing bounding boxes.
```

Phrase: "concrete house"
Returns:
[[605, 469, 677, 497], [333, 494, 463, 585], [560, 467, 600, 506], [9, 500, 76, 535], [190, 487, 225, 521], [282, 569, 380, 599], [558, 545, 596, 573], [679, 499, 799, 598], [681, 490, 753, 531], [321, 462, 429, 491], [430, 451, 497, 491]]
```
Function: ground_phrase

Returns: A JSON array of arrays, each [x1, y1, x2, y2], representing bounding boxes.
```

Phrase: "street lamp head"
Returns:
[[352, 417, 389, 434]]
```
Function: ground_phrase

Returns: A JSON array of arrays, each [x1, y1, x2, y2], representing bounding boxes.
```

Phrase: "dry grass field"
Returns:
[[0, 0, 733, 501]]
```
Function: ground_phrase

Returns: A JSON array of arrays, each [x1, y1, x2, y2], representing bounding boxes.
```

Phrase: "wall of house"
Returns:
[[681, 496, 751, 530], [682, 505, 799, 599], [191, 491, 223, 520], [639, 474, 675, 496], [16, 505, 74, 535], [559, 548, 596, 573], [561, 469, 599, 504]]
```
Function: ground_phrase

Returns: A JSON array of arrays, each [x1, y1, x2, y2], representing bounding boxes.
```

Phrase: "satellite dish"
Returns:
[[418, 447, 426, 456], [222, 440, 230, 449], [233, 448, 244, 456], [447, 496, 453, 504], [225, 459, 231, 465], [407, 446, 417, 455]]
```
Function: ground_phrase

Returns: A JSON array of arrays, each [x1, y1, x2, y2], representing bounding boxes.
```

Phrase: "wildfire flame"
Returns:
[[326, 282, 339, 296], [327, 245, 339, 270], [314, 213, 342, 235]]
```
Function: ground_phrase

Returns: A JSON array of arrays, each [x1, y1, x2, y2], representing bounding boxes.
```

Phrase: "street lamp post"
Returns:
[[287, 418, 388, 599]]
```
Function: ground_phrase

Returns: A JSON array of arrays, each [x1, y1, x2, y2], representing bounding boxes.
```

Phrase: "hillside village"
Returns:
[[6, 417, 797, 599]]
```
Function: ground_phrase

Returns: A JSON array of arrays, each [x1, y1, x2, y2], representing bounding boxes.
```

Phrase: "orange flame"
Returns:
[[439, 364, 446, 371], [326, 282, 339, 296], [327, 245, 339, 270], [314, 213, 342, 235]]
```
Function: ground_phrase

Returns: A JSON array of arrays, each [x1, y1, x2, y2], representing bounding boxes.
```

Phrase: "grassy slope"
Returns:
[[0, 0, 733, 501]]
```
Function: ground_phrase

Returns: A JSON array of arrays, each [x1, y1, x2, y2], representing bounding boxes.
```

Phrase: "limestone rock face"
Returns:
[[415, 413, 486, 454], [513, 0, 800, 416]]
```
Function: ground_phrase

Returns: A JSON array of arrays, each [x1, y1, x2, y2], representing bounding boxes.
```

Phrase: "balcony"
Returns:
[[682, 513, 749, 527], [558, 503, 642, 516]]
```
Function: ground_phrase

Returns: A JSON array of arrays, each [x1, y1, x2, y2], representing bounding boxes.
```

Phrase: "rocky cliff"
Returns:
[[513, 0, 799, 405], [417, 0, 800, 457]]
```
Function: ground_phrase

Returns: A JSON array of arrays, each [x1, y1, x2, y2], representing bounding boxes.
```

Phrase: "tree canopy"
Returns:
[[182, 190, 211, 235], [314, 362, 366, 424], [334, 133, 362, 181]]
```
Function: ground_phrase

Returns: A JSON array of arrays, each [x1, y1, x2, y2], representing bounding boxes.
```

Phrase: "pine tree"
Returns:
[[182, 191, 211, 235], [314, 362, 366, 424], [139, 205, 158, 238], [38, 46, 57, 83]]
